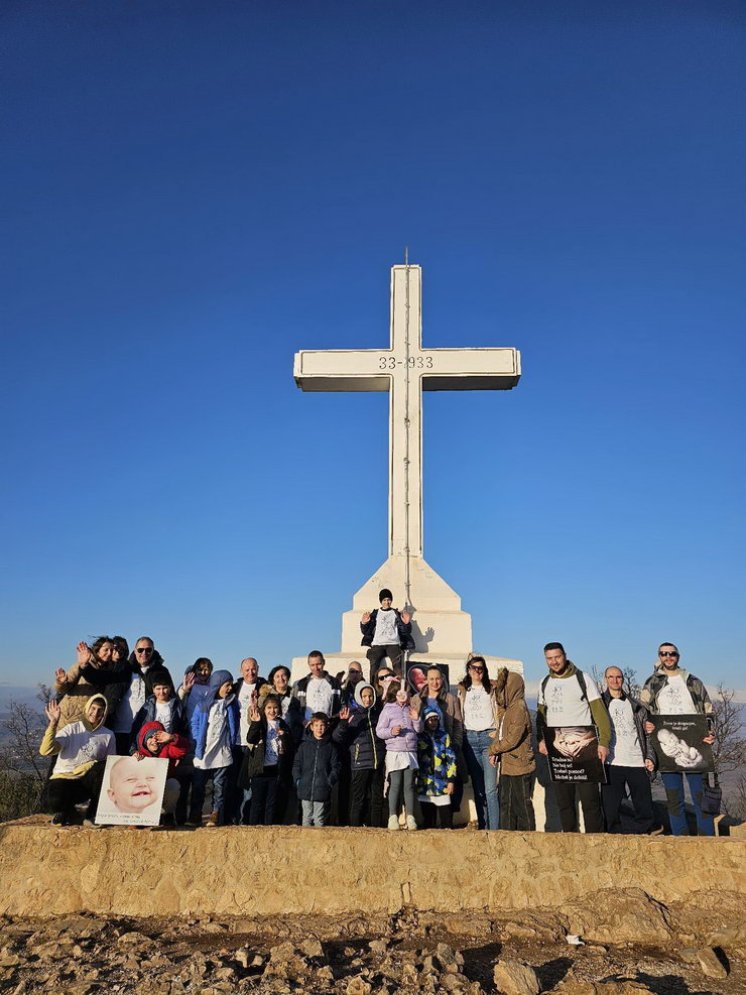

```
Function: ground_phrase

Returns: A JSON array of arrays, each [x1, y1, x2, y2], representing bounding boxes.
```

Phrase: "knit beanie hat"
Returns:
[[379, 588, 393, 603]]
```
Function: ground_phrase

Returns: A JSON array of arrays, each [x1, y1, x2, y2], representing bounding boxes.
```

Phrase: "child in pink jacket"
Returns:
[[375, 678, 422, 831]]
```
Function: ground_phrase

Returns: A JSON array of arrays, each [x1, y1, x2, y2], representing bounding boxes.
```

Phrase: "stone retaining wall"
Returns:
[[1, 823, 744, 918]]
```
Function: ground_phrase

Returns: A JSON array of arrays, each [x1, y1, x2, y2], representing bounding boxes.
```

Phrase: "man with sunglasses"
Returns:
[[640, 643, 715, 836], [111, 636, 172, 754]]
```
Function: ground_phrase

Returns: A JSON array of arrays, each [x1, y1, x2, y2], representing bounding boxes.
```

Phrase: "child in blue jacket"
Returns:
[[189, 669, 239, 827]]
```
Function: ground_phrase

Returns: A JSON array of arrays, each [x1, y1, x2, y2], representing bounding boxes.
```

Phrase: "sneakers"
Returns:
[[387, 814, 400, 831], [205, 810, 219, 828], [82, 818, 102, 830], [160, 813, 176, 828], [51, 813, 70, 826], [405, 815, 418, 831]]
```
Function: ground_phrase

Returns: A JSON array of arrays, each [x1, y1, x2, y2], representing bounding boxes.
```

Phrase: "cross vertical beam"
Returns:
[[293, 263, 521, 568]]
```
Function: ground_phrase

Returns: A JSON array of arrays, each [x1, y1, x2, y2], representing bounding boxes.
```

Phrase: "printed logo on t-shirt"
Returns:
[[657, 676, 696, 715], [373, 609, 399, 646]]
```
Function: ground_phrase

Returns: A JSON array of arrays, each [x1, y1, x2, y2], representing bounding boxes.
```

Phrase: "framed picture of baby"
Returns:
[[406, 662, 450, 695], [545, 726, 607, 784], [95, 754, 169, 826], [650, 715, 714, 773]]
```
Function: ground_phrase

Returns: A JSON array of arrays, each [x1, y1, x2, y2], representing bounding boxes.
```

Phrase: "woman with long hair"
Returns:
[[457, 655, 500, 830]]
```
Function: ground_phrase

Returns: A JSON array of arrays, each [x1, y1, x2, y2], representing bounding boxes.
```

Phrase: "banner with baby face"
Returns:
[[95, 754, 169, 826], [545, 725, 607, 783], [650, 715, 713, 773], [407, 662, 450, 696]]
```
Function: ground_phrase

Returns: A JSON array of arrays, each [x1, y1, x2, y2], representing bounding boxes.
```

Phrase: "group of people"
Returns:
[[38, 587, 716, 837]]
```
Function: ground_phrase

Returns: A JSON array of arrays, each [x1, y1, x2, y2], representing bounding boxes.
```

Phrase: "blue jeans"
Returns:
[[661, 771, 714, 836], [464, 729, 500, 829], [191, 766, 228, 822]]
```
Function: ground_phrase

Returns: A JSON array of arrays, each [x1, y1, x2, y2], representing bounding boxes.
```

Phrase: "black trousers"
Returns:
[[421, 801, 453, 829], [367, 645, 403, 684], [47, 762, 106, 820], [249, 768, 280, 825], [500, 774, 536, 831], [225, 746, 248, 825], [349, 766, 386, 827], [602, 765, 654, 834], [553, 780, 604, 833]]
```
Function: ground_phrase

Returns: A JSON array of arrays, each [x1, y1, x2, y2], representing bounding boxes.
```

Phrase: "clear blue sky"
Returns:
[[2, 1, 744, 690]]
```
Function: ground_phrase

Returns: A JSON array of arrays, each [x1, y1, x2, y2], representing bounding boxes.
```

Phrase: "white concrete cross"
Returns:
[[294, 264, 521, 561]]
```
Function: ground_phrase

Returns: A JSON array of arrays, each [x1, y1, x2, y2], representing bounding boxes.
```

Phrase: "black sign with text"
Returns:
[[545, 725, 607, 784], [651, 714, 713, 773]]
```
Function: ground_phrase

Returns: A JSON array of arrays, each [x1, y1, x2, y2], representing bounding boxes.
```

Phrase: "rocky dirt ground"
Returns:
[[1, 889, 745, 995]]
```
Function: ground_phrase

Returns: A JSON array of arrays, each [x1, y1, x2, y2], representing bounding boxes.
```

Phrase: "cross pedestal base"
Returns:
[[290, 554, 523, 684]]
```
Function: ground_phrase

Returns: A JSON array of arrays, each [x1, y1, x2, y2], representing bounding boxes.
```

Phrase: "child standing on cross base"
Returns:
[[360, 588, 414, 684]]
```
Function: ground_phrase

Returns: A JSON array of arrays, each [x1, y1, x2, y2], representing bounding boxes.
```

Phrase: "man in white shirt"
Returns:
[[111, 636, 172, 755], [600, 667, 657, 834], [536, 642, 611, 833], [292, 651, 341, 724], [227, 657, 267, 824], [640, 642, 715, 836]]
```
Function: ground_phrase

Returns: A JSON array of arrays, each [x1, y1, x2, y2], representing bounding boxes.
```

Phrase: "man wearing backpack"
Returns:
[[536, 642, 611, 833]]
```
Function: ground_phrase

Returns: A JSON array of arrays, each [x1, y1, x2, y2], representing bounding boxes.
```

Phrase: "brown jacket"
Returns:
[[488, 670, 535, 776]]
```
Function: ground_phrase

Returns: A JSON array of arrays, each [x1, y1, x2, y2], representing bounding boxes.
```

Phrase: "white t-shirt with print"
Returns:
[[607, 697, 644, 767], [264, 720, 281, 766], [238, 681, 256, 746], [657, 675, 696, 715], [538, 671, 601, 727], [194, 698, 234, 771], [463, 686, 495, 732], [304, 677, 335, 721], [372, 609, 399, 646], [155, 700, 176, 732], [114, 671, 149, 733]]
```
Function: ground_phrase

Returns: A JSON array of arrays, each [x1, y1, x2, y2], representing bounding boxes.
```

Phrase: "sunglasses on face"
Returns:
[[136, 647, 153, 654], [659, 651, 679, 658]]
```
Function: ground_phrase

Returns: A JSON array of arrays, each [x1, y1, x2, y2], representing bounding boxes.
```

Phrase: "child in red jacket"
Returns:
[[134, 720, 189, 826]]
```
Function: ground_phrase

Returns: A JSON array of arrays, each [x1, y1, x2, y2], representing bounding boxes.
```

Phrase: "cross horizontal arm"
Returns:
[[294, 349, 391, 392], [422, 347, 521, 391]]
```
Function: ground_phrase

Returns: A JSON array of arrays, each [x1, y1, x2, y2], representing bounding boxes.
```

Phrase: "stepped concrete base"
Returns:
[[290, 554, 524, 683], [1, 822, 743, 919]]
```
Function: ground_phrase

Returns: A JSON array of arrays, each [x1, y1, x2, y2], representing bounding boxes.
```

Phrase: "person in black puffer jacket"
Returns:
[[292, 713, 340, 827], [333, 682, 386, 827]]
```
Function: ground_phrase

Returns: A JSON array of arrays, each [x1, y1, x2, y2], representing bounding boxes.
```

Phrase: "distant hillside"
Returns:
[[0, 685, 45, 715]]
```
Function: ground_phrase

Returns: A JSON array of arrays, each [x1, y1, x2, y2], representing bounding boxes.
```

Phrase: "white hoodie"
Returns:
[[40, 693, 116, 778]]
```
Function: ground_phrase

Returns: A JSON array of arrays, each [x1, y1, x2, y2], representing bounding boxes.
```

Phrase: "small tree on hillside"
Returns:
[[710, 684, 746, 782], [0, 685, 52, 821]]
